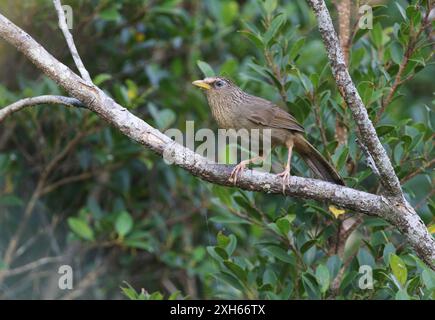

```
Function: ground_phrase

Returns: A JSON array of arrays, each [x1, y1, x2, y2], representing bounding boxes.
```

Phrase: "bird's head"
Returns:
[[192, 77, 241, 98], [192, 76, 249, 112]]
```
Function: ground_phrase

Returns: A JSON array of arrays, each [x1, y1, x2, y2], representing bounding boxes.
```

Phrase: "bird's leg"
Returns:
[[229, 155, 264, 185], [277, 140, 294, 194]]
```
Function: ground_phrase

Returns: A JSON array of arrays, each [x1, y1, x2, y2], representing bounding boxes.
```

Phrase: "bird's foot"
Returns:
[[277, 167, 291, 194], [229, 161, 248, 185]]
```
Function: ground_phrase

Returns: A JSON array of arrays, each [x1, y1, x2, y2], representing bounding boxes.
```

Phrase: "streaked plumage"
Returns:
[[192, 76, 344, 189]]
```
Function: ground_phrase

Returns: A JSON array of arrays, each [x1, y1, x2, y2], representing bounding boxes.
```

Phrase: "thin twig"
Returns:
[[401, 159, 435, 184], [40, 161, 124, 195], [0, 256, 63, 278], [61, 262, 107, 300], [0, 130, 88, 276], [0, 95, 83, 123], [334, 0, 352, 65], [355, 138, 380, 177], [52, 0, 93, 83], [415, 189, 435, 210]]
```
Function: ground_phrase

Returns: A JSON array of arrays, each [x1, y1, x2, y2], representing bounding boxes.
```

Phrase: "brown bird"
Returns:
[[192, 76, 344, 192]]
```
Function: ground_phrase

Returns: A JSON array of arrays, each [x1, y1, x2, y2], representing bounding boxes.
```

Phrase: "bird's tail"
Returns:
[[294, 135, 344, 186]]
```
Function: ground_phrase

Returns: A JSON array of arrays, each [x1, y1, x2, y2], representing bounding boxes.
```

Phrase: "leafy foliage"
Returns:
[[0, 0, 433, 299]]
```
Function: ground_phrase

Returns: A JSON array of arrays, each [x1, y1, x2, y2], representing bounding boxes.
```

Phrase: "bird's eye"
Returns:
[[215, 80, 225, 88]]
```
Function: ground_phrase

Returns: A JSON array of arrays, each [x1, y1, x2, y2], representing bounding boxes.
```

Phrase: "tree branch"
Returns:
[[52, 0, 93, 84], [0, 256, 62, 278], [400, 158, 435, 184], [334, 0, 351, 65], [0, 10, 433, 268], [306, 0, 403, 199], [0, 95, 83, 123], [305, 0, 434, 267]]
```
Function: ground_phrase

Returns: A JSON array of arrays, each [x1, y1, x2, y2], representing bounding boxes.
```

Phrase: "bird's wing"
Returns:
[[246, 101, 305, 133]]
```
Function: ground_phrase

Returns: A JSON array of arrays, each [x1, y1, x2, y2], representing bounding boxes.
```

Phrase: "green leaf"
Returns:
[[219, 58, 238, 77], [300, 239, 317, 254], [395, 289, 410, 300], [302, 273, 320, 299], [239, 31, 264, 49], [148, 103, 176, 130], [390, 42, 403, 65], [315, 265, 330, 293], [68, 217, 94, 241], [376, 125, 396, 136], [211, 185, 233, 206], [148, 291, 164, 300], [298, 73, 313, 94], [310, 73, 319, 89], [263, 0, 278, 15], [327, 255, 342, 279], [395, 3, 407, 21], [390, 254, 407, 287], [217, 231, 230, 247], [209, 214, 249, 224], [207, 246, 225, 262], [371, 22, 383, 48], [226, 234, 237, 256], [383, 243, 396, 265], [214, 247, 229, 260], [115, 211, 133, 237], [335, 145, 349, 170], [263, 269, 278, 286], [120, 286, 136, 300], [264, 13, 286, 46], [121, 282, 143, 300], [357, 248, 375, 268], [276, 214, 295, 235], [123, 240, 153, 251], [221, 1, 239, 25], [406, 6, 421, 26], [421, 269, 435, 290], [224, 260, 247, 282], [248, 62, 270, 78], [99, 5, 121, 22], [159, 109, 176, 129], [93, 73, 112, 86], [0, 195, 23, 207], [350, 47, 365, 67], [233, 195, 262, 220], [267, 222, 281, 235], [263, 245, 296, 264], [289, 38, 305, 61], [168, 291, 181, 300], [215, 272, 244, 292], [197, 60, 215, 77]]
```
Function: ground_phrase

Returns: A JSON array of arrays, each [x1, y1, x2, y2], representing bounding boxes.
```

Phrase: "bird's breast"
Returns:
[[208, 98, 240, 129], [211, 108, 237, 129]]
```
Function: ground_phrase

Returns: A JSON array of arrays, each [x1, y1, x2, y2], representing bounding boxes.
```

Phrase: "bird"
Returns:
[[192, 76, 344, 192]]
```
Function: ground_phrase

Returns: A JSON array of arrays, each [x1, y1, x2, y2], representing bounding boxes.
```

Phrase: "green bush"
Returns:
[[0, 0, 433, 299]]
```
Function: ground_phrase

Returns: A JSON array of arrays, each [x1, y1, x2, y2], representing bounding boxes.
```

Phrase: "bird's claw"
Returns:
[[229, 163, 246, 185], [277, 168, 291, 194]]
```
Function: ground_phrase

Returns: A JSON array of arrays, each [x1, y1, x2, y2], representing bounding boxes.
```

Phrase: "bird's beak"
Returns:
[[192, 80, 211, 90]]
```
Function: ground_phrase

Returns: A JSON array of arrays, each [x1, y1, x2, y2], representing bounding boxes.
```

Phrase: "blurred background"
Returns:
[[0, 0, 433, 299]]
